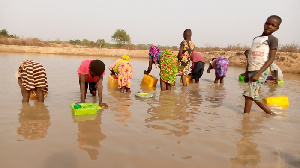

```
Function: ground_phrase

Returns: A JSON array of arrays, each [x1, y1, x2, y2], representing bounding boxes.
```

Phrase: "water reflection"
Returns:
[[108, 86, 132, 127], [205, 83, 226, 108], [76, 112, 106, 160], [230, 115, 262, 167], [145, 91, 194, 137], [17, 102, 51, 140]]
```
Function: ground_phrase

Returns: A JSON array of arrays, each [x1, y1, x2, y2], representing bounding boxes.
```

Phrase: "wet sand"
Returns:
[[0, 53, 300, 167]]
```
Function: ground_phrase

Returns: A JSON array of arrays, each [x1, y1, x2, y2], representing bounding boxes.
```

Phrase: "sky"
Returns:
[[0, 0, 299, 47]]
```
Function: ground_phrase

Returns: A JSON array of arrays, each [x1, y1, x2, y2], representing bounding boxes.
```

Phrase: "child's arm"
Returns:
[[110, 69, 116, 76], [274, 70, 279, 83], [97, 76, 108, 107], [251, 49, 276, 81], [177, 44, 184, 60], [144, 58, 153, 74], [79, 74, 86, 103], [207, 63, 213, 73]]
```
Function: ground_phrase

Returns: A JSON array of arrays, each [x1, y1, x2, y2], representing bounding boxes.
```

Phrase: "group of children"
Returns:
[[17, 15, 282, 115]]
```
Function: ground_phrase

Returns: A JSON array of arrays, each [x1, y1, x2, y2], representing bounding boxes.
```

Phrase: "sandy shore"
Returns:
[[1, 44, 300, 74]]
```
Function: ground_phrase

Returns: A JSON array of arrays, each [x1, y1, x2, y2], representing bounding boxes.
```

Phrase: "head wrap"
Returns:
[[121, 55, 130, 62], [149, 46, 160, 65]]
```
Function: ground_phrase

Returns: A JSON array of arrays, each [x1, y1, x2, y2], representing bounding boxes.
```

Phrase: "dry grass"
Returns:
[[0, 36, 50, 47], [0, 36, 299, 53]]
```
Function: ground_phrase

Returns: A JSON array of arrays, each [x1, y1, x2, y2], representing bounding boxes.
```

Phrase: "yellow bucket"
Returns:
[[180, 76, 192, 83], [263, 96, 289, 106], [141, 74, 158, 87], [108, 75, 118, 87]]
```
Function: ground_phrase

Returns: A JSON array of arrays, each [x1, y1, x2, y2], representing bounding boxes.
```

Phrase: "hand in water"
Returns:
[[99, 103, 108, 108]]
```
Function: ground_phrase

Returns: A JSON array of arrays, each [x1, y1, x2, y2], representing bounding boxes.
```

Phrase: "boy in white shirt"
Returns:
[[243, 15, 282, 115]]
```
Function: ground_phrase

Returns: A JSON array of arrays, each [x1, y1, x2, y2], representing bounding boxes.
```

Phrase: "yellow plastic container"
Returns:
[[108, 75, 118, 87], [141, 74, 158, 87], [263, 96, 289, 106], [180, 76, 192, 83], [71, 103, 102, 116]]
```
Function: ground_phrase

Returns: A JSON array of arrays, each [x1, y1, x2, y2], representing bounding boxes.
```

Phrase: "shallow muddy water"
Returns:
[[0, 53, 299, 168]]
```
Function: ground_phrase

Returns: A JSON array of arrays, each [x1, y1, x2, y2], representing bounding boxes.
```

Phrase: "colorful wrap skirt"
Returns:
[[215, 57, 229, 78], [117, 61, 133, 89], [159, 50, 178, 85]]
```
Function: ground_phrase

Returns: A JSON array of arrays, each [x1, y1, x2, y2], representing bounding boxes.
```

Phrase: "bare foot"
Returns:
[[266, 111, 276, 115]]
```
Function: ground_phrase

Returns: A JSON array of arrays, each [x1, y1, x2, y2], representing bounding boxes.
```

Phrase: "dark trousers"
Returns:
[[192, 62, 205, 81], [79, 81, 97, 94]]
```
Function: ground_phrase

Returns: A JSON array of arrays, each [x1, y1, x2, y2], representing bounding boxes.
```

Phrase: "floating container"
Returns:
[[30, 92, 47, 100], [263, 96, 289, 107], [108, 75, 118, 87], [71, 103, 102, 115], [141, 74, 158, 87], [239, 74, 245, 82], [72, 114, 97, 123], [135, 92, 154, 98], [30, 92, 36, 100], [180, 75, 192, 83], [268, 80, 284, 85], [278, 80, 284, 85]]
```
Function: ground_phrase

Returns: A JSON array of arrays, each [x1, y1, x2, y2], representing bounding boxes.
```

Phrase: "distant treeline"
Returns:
[[1, 29, 299, 53]]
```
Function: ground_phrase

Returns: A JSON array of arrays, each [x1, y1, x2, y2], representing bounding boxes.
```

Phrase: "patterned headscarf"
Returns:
[[149, 46, 160, 65], [121, 55, 130, 62]]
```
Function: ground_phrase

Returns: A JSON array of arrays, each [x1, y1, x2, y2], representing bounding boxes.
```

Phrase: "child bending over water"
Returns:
[[144, 45, 161, 75], [77, 59, 108, 107], [109, 55, 133, 93], [191, 51, 205, 83], [17, 60, 48, 102], [207, 57, 229, 84]]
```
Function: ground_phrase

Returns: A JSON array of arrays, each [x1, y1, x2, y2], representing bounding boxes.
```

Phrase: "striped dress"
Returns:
[[18, 60, 48, 97]]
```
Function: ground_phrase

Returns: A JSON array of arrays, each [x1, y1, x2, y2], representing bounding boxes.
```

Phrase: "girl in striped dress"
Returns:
[[17, 60, 48, 102]]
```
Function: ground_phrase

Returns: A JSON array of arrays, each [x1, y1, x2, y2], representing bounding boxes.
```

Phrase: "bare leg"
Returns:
[[192, 79, 195, 83], [220, 77, 224, 84], [126, 87, 131, 93], [244, 96, 253, 114], [18, 78, 30, 102], [182, 75, 187, 86], [254, 101, 274, 114], [120, 86, 125, 93], [166, 83, 172, 90], [160, 78, 166, 91], [214, 77, 219, 83], [36, 87, 44, 102]]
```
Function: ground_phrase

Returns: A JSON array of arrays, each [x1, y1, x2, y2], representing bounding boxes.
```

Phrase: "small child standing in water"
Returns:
[[77, 59, 108, 107], [207, 57, 229, 83], [177, 29, 195, 86], [243, 15, 282, 114]]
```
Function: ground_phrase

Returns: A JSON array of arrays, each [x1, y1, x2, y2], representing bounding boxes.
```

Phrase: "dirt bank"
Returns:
[[1, 44, 299, 74]]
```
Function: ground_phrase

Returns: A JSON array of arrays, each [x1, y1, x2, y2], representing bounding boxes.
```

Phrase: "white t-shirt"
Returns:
[[270, 63, 283, 80], [248, 35, 278, 71]]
